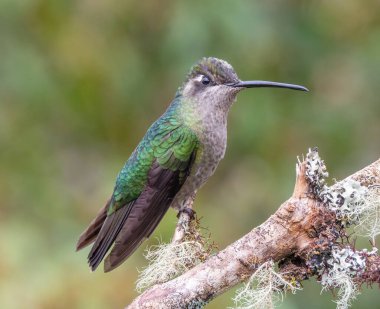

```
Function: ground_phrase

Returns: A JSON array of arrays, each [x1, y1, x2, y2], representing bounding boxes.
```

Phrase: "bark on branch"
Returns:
[[128, 150, 380, 308]]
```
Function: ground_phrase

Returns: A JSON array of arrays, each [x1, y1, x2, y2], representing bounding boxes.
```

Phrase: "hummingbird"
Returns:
[[76, 57, 308, 272]]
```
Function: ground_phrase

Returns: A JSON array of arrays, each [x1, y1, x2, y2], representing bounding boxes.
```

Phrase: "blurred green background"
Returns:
[[1, 0, 380, 308]]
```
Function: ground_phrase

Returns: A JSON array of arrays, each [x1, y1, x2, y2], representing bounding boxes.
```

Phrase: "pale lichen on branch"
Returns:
[[232, 261, 300, 309], [136, 212, 215, 292]]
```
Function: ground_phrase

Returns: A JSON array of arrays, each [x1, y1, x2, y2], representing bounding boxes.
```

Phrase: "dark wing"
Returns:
[[85, 125, 198, 272], [104, 160, 187, 272]]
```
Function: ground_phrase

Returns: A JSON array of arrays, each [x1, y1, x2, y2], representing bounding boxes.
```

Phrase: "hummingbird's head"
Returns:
[[179, 57, 308, 112], [180, 57, 241, 107]]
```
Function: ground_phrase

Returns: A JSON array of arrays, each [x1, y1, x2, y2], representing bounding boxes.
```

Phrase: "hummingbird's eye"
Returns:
[[201, 75, 211, 85]]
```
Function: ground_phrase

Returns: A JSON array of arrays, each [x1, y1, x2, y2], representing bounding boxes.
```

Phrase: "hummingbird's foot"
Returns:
[[173, 208, 197, 243], [177, 207, 196, 220]]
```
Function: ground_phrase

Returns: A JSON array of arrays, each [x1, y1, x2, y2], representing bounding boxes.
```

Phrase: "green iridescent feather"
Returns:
[[108, 100, 199, 214]]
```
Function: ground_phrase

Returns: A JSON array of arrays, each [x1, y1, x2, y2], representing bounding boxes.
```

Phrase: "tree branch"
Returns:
[[128, 150, 380, 308]]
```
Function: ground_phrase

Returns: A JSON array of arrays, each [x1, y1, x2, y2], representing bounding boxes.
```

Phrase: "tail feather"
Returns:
[[87, 203, 133, 271], [76, 200, 109, 251]]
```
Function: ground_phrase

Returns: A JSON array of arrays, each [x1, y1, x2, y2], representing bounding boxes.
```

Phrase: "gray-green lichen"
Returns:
[[304, 148, 373, 229], [305, 147, 329, 196], [319, 246, 378, 309], [321, 179, 367, 226]]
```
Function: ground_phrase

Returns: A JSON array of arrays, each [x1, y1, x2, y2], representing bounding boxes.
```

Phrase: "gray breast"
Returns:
[[170, 117, 227, 210], [195, 123, 227, 181]]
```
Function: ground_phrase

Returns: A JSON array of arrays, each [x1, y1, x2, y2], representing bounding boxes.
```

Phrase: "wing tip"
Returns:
[[103, 254, 123, 273]]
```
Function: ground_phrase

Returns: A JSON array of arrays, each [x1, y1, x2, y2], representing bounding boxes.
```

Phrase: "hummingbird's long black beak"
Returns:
[[229, 80, 309, 92]]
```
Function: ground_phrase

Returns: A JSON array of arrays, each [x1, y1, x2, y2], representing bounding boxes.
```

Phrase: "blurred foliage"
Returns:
[[1, 0, 380, 308]]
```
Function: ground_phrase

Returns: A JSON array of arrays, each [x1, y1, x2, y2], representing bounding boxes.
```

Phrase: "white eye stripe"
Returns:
[[194, 74, 212, 86], [195, 75, 205, 82]]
